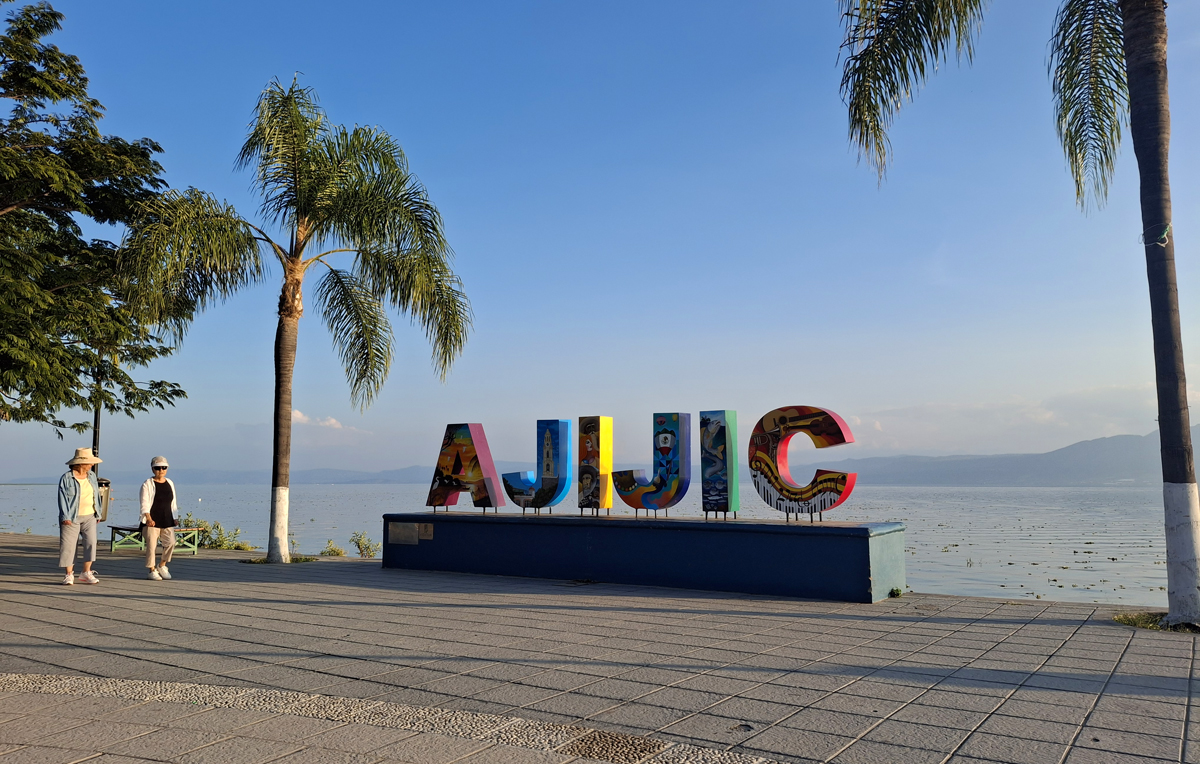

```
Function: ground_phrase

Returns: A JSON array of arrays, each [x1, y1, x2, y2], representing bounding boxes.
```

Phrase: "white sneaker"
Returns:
[[147, 568, 162, 581], [157, 565, 171, 580], [79, 571, 99, 585], [62, 573, 74, 585]]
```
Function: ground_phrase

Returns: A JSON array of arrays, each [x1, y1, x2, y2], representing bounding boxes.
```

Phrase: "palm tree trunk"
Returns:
[[1119, 0, 1198, 623], [268, 269, 304, 563]]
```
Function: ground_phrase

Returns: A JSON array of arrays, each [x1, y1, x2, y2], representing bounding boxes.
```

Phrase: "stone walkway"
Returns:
[[0, 532, 1193, 763]]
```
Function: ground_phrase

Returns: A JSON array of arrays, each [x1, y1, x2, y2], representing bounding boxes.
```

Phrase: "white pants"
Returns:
[[58, 516, 96, 568], [145, 526, 175, 569]]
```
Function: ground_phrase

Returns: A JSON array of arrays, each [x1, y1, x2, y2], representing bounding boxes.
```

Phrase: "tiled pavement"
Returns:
[[0, 532, 1194, 764]]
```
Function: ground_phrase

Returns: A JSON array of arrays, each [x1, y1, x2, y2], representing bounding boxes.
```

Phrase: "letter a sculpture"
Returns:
[[426, 423, 505, 511]]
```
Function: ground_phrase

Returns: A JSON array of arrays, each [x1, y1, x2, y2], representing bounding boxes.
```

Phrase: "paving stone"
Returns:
[[100, 726, 227, 758], [976, 715, 1079, 744], [889, 703, 986, 730], [863, 719, 971, 752], [0, 745, 99, 763], [472, 684, 561, 708], [175, 736, 305, 764], [236, 713, 344, 741], [30, 719, 157, 748], [455, 742, 575, 763], [831, 739, 948, 764], [733, 726, 853, 762], [165, 706, 279, 732], [778, 708, 878, 738], [301, 722, 415, 752], [703, 697, 797, 725], [0, 715, 91, 745], [1075, 725, 1180, 760], [955, 731, 1069, 764], [263, 747, 385, 764], [371, 731, 492, 763]]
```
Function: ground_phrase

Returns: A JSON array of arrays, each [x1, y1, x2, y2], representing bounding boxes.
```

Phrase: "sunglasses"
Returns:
[[153, 466, 168, 471]]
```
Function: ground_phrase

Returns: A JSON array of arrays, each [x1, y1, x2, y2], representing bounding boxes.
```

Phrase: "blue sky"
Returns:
[[3, 1, 1200, 478]]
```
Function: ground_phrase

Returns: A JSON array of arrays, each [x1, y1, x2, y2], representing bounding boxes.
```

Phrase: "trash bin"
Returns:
[[96, 478, 111, 522]]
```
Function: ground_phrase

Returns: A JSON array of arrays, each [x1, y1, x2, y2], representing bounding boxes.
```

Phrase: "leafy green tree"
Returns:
[[839, 0, 1195, 622], [125, 80, 472, 563], [0, 1, 199, 434]]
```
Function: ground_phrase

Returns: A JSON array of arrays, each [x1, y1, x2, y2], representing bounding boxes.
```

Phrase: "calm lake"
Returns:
[[0, 482, 1166, 608]]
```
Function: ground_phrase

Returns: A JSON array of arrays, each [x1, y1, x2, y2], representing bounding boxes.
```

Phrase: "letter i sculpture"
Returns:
[[700, 410, 738, 517]]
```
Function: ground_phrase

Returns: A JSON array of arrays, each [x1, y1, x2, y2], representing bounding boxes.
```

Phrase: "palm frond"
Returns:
[[299, 124, 472, 381], [1049, 0, 1127, 210], [840, 0, 987, 177], [314, 266, 395, 409], [119, 188, 263, 340], [235, 78, 328, 229]]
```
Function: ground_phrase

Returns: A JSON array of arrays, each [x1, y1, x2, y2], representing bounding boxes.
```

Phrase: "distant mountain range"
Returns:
[[8, 428, 1183, 487]]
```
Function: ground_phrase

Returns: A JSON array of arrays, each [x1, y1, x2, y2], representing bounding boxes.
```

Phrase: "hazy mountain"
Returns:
[[7, 429, 1187, 487], [816, 429, 1176, 487]]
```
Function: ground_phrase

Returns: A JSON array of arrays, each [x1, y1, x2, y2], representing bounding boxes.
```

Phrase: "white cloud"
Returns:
[[292, 410, 366, 434], [292, 410, 311, 424]]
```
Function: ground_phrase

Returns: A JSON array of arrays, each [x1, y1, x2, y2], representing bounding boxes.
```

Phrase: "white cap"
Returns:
[[150, 456, 169, 467]]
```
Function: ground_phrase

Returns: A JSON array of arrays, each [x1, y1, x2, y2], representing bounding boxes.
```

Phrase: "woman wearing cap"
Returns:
[[139, 456, 178, 580], [57, 447, 102, 585]]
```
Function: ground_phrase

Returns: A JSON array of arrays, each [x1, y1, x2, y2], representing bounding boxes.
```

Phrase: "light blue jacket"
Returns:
[[58, 471, 101, 523]]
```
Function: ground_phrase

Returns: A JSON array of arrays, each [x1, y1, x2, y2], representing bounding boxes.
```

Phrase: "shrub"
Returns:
[[349, 531, 381, 559], [321, 539, 346, 556], [180, 512, 258, 551]]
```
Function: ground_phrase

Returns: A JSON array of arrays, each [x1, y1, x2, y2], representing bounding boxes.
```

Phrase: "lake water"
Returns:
[[0, 482, 1167, 608]]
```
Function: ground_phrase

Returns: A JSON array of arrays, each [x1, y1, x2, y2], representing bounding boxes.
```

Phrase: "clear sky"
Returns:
[[3, 1, 1200, 478]]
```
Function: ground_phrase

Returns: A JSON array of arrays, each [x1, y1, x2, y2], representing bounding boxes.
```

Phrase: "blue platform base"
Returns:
[[381, 512, 905, 603]]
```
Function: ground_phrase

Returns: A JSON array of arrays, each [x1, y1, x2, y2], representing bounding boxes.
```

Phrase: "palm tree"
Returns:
[[123, 80, 472, 562], [839, 0, 1195, 622]]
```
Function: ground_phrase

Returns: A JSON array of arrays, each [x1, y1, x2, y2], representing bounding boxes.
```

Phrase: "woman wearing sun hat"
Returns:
[[57, 447, 102, 585], [139, 456, 178, 580]]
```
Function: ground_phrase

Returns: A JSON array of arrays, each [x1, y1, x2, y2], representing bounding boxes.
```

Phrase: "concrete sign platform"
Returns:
[[382, 512, 906, 603]]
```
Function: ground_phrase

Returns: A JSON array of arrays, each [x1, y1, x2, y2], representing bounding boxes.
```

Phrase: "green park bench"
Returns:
[[109, 526, 200, 556]]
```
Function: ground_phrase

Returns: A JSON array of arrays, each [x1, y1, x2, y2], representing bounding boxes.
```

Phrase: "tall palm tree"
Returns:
[[839, 0, 1196, 623], [123, 80, 472, 562]]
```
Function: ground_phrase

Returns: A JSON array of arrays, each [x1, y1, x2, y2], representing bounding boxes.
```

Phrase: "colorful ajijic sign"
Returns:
[[700, 410, 739, 514], [501, 419, 572, 510], [578, 416, 614, 513], [427, 406, 856, 517], [426, 423, 505, 509], [748, 406, 856, 518], [612, 413, 691, 514]]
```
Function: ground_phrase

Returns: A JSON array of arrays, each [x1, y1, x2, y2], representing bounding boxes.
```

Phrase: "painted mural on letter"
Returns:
[[700, 410, 739, 513], [578, 416, 613, 510], [613, 412, 691, 511], [748, 406, 856, 515], [426, 423, 505, 508], [502, 419, 572, 509]]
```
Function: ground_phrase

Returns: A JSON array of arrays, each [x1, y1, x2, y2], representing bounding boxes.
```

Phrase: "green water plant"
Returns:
[[320, 539, 346, 556], [349, 531, 381, 559]]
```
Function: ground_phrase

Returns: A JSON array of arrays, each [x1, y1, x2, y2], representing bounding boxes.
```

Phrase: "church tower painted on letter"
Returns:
[[542, 429, 556, 479]]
